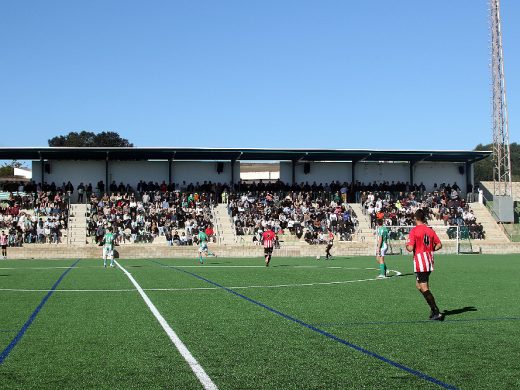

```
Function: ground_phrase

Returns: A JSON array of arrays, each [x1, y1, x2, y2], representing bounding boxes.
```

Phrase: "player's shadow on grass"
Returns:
[[443, 306, 477, 317], [395, 272, 414, 277]]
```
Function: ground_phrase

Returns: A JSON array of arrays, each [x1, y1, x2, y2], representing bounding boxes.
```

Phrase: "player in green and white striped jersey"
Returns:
[[102, 227, 115, 268], [375, 219, 389, 278]]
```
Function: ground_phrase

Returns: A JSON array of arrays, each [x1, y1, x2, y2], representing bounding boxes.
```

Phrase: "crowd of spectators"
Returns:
[[0, 182, 70, 246], [87, 190, 216, 246], [228, 191, 358, 245], [360, 182, 485, 240], [0, 178, 487, 247]]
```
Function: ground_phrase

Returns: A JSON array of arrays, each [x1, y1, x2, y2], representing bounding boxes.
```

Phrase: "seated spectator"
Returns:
[[228, 190, 358, 245], [86, 186, 216, 245]]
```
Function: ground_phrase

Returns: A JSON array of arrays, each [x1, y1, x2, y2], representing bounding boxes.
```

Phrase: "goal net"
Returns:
[[380, 225, 478, 255]]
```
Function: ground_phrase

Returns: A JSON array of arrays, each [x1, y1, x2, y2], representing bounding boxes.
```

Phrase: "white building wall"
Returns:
[[240, 172, 280, 181], [280, 162, 352, 184], [110, 161, 168, 188], [14, 167, 32, 179], [279, 162, 292, 183], [280, 161, 468, 193], [33, 160, 105, 187], [31, 159, 469, 194], [414, 162, 466, 192], [280, 161, 410, 185], [171, 161, 238, 186], [32, 160, 240, 188], [354, 162, 409, 184]]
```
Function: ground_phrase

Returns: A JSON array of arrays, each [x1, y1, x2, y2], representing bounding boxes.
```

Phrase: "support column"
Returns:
[[291, 160, 296, 185], [40, 157, 45, 186], [409, 161, 415, 186], [466, 161, 474, 194], [351, 160, 356, 183], [168, 158, 172, 185], [105, 154, 109, 194], [230, 159, 235, 190]]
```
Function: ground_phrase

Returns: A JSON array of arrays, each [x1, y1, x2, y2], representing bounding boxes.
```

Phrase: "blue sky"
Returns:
[[0, 0, 518, 150]]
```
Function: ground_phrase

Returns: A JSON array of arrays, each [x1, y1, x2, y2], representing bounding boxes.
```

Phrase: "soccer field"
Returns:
[[0, 255, 519, 389]]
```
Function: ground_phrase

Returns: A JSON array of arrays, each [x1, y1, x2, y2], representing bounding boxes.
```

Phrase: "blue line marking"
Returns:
[[152, 260, 457, 389], [0, 259, 80, 364], [313, 317, 520, 328]]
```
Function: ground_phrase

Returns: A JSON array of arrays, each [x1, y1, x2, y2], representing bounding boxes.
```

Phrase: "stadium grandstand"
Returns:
[[3, 0, 520, 387], [0, 146, 517, 259]]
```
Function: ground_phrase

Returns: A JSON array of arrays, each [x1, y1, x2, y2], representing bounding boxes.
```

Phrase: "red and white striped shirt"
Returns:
[[262, 230, 276, 248], [406, 224, 441, 273]]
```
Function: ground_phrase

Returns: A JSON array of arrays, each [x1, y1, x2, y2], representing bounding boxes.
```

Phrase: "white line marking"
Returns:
[[114, 260, 218, 390], [0, 265, 378, 271], [0, 265, 371, 270], [168, 265, 378, 270], [0, 270, 402, 293], [0, 288, 136, 292], [0, 266, 106, 270]]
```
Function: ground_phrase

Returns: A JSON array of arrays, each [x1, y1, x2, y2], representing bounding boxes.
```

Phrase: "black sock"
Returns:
[[421, 290, 440, 314]]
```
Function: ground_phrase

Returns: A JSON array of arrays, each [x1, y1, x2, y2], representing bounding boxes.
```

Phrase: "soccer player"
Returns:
[[0, 231, 7, 259], [325, 229, 334, 260], [198, 228, 216, 264], [375, 219, 389, 278], [102, 227, 115, 268], [262, 226, 276, 267], [406, 209, 444, 321]]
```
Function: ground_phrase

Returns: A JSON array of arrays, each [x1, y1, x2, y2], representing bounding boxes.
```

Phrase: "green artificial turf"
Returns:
[[0, 255, 519, 389]]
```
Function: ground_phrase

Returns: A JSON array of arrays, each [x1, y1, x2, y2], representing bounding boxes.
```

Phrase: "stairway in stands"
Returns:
[[213, 204, 237, 245], [68, 204, 88, 245], [351, 201, 509, 244], [349, 203, 374, 243], [468, 202, 509, 242]]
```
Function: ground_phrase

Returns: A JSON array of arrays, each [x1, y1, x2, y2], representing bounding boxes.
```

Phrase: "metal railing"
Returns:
[[210, 205, 223, 245], [66, 194, 71, 245]]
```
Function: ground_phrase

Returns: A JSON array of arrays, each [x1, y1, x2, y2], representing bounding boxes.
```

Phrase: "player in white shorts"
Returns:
[[102, 227, 115, 268], [375, 219, 389, 278]]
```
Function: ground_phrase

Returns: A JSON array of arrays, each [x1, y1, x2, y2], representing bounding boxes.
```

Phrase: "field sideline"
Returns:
[[0, 255, 519, 389]]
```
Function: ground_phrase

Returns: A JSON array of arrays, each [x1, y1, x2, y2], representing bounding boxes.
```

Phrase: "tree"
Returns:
[[474, 142, 520, 182], [0, 160, 26, 177], [48, 131, 134, 147]]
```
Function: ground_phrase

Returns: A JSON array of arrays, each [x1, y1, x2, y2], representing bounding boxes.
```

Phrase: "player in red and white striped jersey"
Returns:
[[406, 209, 444, 321], [262, 227, 276, 267]]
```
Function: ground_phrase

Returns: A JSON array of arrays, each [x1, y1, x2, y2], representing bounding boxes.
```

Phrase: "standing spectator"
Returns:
[[77, 183, 85, 203]]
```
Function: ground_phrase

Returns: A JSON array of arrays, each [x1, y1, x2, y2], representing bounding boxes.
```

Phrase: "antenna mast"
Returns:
[[490, 0, 512, 197]]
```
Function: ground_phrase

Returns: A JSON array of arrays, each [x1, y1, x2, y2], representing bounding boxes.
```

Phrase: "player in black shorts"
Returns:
[[325, 229, 334, 260], [262, 227, 276, 267]]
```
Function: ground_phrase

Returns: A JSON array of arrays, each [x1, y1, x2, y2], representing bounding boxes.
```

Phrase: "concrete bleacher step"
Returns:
[[349, 203, 372, 242], [67, 203, 88, 245], [213, 203, 238, 245], [468, 202, 509, 242], [350, 202, 509, 243]]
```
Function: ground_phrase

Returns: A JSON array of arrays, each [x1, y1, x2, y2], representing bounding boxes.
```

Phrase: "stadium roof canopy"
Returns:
[[0, 147, 491, 163]]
